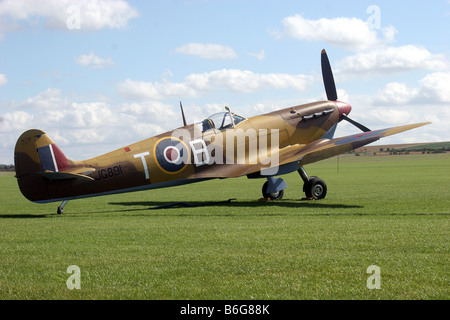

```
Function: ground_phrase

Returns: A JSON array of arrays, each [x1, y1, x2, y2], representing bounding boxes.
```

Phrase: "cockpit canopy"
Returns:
[[197, 112, 246, 132]]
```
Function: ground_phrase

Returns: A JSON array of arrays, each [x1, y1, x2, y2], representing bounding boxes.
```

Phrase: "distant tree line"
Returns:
[[0, 164, 15, 171], [391, 146, 450, 154], [345, 143, 450, 156]]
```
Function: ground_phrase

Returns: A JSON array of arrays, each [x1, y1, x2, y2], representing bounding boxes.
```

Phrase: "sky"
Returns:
[[0, 0, 449, 164]]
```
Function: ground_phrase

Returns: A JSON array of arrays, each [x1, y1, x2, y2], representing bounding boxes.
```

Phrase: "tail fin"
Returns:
[[15, 129, 71, 176], [14, 129, 72, 202]]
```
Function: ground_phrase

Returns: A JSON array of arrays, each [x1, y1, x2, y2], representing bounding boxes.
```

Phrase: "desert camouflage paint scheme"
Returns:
[[14, 50, 430, 213]]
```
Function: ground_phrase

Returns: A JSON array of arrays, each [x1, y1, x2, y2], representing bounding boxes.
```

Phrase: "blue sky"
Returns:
[[0, 0, 449, 164]]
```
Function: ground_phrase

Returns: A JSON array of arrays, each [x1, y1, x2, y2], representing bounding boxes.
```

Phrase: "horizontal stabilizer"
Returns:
[[36, 170, 94, 181], [62, 167, 96, 176]]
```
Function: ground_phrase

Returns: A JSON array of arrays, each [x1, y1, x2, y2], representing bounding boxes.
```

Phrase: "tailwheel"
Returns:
[[262, 181, 284, 200], [304, 177, 327, 200]]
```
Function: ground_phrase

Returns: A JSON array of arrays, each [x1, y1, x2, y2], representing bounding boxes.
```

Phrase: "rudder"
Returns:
[[14, 129, 71, 202]]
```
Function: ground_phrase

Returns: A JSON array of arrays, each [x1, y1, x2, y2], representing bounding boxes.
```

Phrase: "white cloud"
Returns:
[[420, 72, 450, 103], [119, 101, 178, 124], [0, 111, 34, 132], [278, 14, 396, 51], [4, 89, 119, 130], [368, 108, 418, 126], [20, 88, 70, 110], [334, 71, 450, 143], [0, 74, 7, 86], [0, 89, 183, 163], [118, 69, 312, 100], [248, 50, 265, 61], [337, 45, 449, 76], [374, 71, 450, 105], [118, 78, 197, 101], [373, 82, 419, 105], [75, 52, 114, 69], [0, 0, 139, 38], [67, 102, 117, 128], [174, 43, 238, 60], [275, 14, 448, 79]]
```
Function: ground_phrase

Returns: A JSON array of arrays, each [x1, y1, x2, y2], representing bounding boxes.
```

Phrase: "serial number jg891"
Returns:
[[94, 165, 123, 181]]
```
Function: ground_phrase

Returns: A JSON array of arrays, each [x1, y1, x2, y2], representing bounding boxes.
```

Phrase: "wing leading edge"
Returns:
[[282, 122, 431, 167], [193, 122, 430, 179]]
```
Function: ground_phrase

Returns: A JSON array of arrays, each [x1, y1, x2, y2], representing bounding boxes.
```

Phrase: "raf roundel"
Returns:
[[154, 137, 190, 174], [164, 146, 180, 163]]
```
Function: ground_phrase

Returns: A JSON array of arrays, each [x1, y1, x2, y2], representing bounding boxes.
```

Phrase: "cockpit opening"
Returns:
[[197, 112, 246, 132]]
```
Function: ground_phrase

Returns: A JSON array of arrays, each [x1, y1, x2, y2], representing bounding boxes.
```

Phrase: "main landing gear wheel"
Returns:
[[262, 181, 284, 200], [303, 176, 327, 200], [298, 167, 327, 200]]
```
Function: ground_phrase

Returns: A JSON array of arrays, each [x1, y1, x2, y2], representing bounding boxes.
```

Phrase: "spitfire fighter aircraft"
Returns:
[[15, 50, 429, 214]]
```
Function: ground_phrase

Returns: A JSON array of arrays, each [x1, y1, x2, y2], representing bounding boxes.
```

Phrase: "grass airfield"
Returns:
[[0, 153, 448, 300]]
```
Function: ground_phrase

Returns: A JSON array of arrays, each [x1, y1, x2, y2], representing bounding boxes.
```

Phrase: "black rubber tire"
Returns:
[[262, 181, 284, 200], [304, 177, 327, 200], [303, 176, 317, 193]]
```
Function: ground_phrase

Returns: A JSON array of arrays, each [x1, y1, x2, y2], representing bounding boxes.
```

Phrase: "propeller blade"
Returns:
[[322, 50, 371, 133], [341, 114, 371, 133], [321, 49, 338, 101]]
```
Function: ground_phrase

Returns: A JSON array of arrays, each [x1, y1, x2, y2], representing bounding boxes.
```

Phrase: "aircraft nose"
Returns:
[[335, 101, 352, 118]]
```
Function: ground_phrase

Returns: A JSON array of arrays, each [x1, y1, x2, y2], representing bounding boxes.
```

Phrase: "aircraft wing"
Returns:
[[190, 122, 430, 179], [278, 122, 431, 167]]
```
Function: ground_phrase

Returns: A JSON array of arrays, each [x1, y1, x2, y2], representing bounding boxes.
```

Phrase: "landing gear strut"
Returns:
[[298, 166, 327, 200], [57, 200, 68, 215]]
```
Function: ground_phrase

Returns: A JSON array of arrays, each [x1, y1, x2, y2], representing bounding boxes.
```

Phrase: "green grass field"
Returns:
[[0, 153, 448, 300]]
